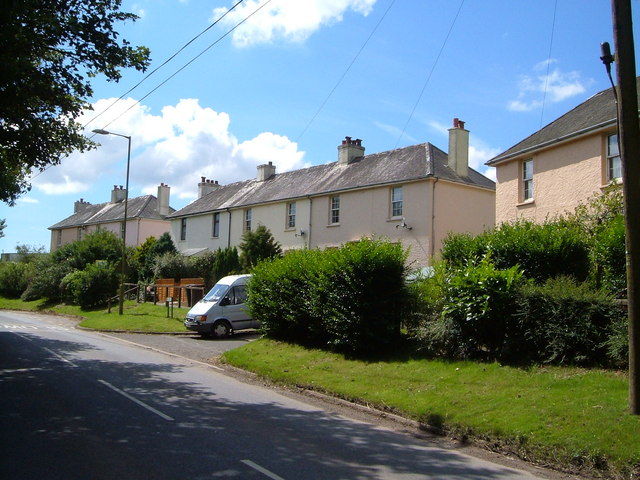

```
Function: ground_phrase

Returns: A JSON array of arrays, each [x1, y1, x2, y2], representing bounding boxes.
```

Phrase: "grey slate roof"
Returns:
[[487, 77, 640, 165], [169, 142, 495, 219], [49, 195, 174, 230]]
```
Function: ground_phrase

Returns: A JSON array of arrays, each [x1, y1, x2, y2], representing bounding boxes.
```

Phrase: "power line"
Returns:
[[97, 0, 273, 133], [296, 0, 398, 143], [29, 0, 270, 182], [394, 0, 465, 148], [539, 0, 559, 128], [83, 0, 245, 130]]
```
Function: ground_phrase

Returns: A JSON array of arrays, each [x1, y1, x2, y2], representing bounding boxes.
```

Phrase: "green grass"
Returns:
[[223, 338, 640, 479], [0, 297, 189, 333]]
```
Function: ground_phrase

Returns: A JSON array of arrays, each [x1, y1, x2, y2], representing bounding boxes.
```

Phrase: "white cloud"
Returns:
[[508, 61, 589, 112], [18, 197, 39, 204], [32, 98, 307, 204], [213, 0, 377, 47]]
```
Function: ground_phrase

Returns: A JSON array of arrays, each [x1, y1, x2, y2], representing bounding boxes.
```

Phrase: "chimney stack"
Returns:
[[74, 198, 91, 213], [198, 177, 222, 199], [157, 183, 170, 217], [256, 161, 276, 182], [448, 118, 469, 177], [111, 185, 127, 203], [338, 136, 365, 165]]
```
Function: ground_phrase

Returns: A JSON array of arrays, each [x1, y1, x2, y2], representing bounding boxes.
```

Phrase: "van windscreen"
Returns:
[[203, 283, 228, 302]]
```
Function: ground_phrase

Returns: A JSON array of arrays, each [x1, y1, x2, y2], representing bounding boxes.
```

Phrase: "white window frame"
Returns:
[[180, 218, 187, 241], [244, 208, 252, 232], [607, 133, 622, 182], [329, 196, 340, 225], [212, 212, 220, 238], [391, 186, 403, 218], [287, 202, 296, 229], [522, 158, 534, 201]]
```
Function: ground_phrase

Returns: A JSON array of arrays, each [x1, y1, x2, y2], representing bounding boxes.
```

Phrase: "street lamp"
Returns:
[[92, 128, 131, 315]]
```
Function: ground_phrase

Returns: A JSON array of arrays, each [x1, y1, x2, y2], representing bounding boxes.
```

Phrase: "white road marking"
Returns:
[[241, 460, 286, 480], [0, 368, 44, 374], [98, 379, 175, 422], [99, 333, 225, 371], [44, 347, 78, 367]]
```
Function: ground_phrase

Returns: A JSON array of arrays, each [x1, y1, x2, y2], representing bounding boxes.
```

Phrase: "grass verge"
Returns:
[[0, 297, 189, 333], [222, 338, 640, 479]]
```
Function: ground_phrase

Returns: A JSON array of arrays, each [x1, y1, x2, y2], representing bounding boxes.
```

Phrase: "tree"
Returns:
[[239, 225, 283, 270], [0, 0, 150, 205], [0, 219, 5, 238]]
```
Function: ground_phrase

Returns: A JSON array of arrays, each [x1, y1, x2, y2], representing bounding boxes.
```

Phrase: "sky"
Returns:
[[2, 0, 638, 253]]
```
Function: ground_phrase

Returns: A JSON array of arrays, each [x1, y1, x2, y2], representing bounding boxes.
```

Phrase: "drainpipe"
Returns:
[[307, 195, 313, 249], [430, 178, 439, 260], [226, 208, 232, 248]]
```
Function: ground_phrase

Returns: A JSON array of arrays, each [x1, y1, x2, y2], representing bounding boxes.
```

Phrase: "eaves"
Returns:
[[486, 118, 616, 166]]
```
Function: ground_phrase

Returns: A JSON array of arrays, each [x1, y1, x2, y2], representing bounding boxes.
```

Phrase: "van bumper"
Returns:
[[184, 318, 210, 334]]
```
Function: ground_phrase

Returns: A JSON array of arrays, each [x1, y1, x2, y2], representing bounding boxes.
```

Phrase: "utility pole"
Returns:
[[611, 0, 640, 414]]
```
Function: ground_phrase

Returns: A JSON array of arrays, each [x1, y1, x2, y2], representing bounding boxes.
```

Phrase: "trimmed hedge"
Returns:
[[248, 238, 409, 356], [442, 219, 590, 283]]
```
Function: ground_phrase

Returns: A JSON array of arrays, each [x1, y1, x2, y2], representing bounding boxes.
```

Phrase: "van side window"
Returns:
[[230, 285, 247, 305]]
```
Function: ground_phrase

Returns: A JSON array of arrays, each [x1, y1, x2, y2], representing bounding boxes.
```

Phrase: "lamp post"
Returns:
[[92, 129, 131, 315]]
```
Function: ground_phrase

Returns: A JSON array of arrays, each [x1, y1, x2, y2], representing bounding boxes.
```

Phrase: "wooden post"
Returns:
[[611, 0, 640, 414]]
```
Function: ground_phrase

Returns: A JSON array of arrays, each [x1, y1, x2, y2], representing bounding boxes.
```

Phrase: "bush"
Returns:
[[21, 256, 74, 302], [239, 225, 282, 270], [591, 214, 626, 297], [249, 238, 409, 356], [0, 262, 34, 298], [189, 250, 217, 289], [513, 277, 625, 366], [60, 262, 119, 309], [153, 252, 194, 280], [421, 255, 524, 361], [442, 220, 590, 283], [211, 247, 241, 282], [249, 249, 324, 343]]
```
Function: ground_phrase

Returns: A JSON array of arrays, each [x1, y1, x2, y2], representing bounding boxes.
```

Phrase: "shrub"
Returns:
[[60, 262, 119, 309], [21, 257, 74, 302], [212, 247, 241, 282], [189, 250, 217, 288], [422, 255, 524, 361], [442, 220, 590, 283], [239, 225, 282, 270], [591, 214, 626, 297], [513, 277, 625, 366], [52, 229, 122, 270], [249, 238, 409, 356], [0, 261, 35, 298], [249, 249, 324, 343], [153, 252, 194, 280]]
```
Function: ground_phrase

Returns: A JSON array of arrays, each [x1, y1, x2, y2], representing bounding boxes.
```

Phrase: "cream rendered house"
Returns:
[[169, 120, 495, 268], [485, 79, 635, 224], [48, 184, 174, 251]]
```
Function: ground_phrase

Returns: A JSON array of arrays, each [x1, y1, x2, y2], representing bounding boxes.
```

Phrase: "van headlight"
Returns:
[[194, 315, 207, 322]]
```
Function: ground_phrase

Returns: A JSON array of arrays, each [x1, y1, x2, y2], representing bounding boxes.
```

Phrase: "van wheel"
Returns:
[[211, 320, 232, 339]]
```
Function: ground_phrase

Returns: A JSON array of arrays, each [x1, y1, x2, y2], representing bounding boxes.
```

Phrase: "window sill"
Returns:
[[327, 223, 340, 227], [516, 198, 535, 207]]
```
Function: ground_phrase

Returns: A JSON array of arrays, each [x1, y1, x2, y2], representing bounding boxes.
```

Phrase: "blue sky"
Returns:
[[2, 0, 638, 252]]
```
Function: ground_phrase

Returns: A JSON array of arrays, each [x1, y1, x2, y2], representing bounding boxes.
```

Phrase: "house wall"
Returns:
[[494, 132, 609, 224], [432, 180, 496, 259], [171, 179, 495, 269], [51, 219, 171, 252]]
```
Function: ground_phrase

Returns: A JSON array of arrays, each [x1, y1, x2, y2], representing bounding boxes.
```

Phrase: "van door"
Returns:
[[221, 284, 255, 330]]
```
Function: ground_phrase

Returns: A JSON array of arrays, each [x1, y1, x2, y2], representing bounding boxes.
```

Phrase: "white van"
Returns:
[[184, 274, 258, 338]]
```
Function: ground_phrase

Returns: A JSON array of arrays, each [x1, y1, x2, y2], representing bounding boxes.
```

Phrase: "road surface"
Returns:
[[0, 310, 579, 479]]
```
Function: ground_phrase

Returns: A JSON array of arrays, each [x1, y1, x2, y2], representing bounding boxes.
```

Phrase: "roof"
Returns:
[[169, 142, 495, 219], [487, 77, 640, 166], [48, 195, 174, 230]]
